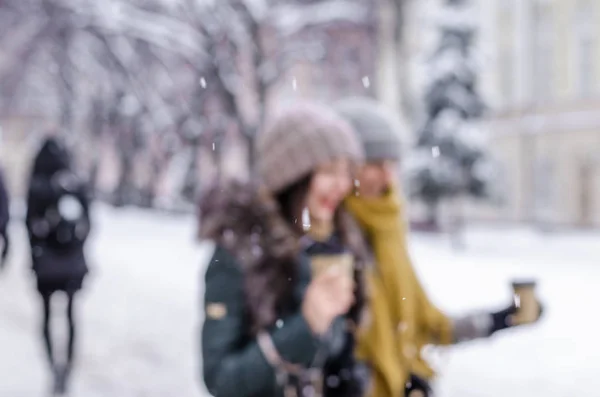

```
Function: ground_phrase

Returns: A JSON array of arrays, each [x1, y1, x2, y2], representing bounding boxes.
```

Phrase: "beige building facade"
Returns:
[[470, 0, 600, 228]]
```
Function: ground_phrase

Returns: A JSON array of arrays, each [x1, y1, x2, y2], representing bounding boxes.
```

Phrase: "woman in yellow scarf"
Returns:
[[335, 97, 543, 397]]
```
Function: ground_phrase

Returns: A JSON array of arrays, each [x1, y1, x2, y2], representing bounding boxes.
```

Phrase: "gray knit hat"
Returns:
[[335, 97, 405, 161], [257, 102, 364, 194]]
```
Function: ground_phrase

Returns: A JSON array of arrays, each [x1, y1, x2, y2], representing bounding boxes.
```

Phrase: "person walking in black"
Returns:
[[26, 137, 91, 395], [0, 167, 9, 269]]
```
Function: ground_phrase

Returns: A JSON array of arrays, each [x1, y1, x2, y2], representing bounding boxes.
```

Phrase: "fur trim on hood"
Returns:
[[198, 180, 299, 331]]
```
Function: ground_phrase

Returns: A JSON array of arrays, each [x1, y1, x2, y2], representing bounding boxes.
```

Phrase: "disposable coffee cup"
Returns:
[[511, 280, 539, 325], [310, 253, 354, 280]]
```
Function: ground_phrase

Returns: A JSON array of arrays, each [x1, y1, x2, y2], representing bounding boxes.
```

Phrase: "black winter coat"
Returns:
[[26, 138, 90, 282], [202, 243, 369, 397], [0, 170, 8, 233], [0, 169, 9, 262]]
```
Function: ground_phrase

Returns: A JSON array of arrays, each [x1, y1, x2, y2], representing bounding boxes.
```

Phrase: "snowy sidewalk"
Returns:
[[411, 228, 600, 397], [1, 205, 599, 396], [0, 205, 212, 397]]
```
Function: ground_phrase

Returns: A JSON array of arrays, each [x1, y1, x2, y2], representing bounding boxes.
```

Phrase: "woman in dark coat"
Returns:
[[26, 137, 91, 395], [199, 103, 371, 397], [0, 168, 9, 268]]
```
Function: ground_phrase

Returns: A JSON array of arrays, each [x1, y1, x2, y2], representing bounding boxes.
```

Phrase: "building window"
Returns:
[[575, 0, 596, 98], [498, 1, 515, 106], [533, 158, 555, 222], [531, 0, 554, 102]]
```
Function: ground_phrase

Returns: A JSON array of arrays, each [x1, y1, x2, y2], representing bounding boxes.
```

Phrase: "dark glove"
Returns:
[[490, 303, 544, 335], [405, 373, 432, 397], [322, 316, 347, 360], [323, 321, 368, 397]]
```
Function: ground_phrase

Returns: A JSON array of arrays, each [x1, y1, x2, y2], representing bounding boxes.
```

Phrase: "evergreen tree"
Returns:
[[408, 0, 494, 228]]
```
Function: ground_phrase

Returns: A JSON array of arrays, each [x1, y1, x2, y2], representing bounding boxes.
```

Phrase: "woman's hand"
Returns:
[[302, 266, 354, 335]]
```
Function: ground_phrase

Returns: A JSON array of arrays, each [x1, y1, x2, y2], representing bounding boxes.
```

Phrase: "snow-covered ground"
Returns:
[[0, 205, 212, 397], [1, 205, 598, 397], [416, 228, 600, 397]]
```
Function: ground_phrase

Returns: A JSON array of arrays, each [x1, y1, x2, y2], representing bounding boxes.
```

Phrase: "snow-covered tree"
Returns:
[[0, 0, 371, 207], [407, 0, 494, 228]]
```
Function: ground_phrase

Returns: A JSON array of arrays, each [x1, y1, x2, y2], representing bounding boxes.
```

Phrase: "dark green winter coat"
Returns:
[[203, 244, 326, 397], [199, 182, 369, 397]]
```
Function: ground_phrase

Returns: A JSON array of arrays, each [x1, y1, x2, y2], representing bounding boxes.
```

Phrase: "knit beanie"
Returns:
[[257, 102, 364, 194], [334, 97, 405, 162]]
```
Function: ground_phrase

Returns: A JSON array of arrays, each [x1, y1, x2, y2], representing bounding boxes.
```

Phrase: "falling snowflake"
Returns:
[[276, 319, 284, 328], [326, 375, 340, 388], [200, 77, 207, 88], [397, 322, 408, 332], [212, 142, 215, 151], [58, 195, 83, 222], [302, 207, 311, 231], [223, 229, 235, 244], [354, 179, 360, 188], [251, 244, 263, 257], [362, 76, 370, 88], [302, 385, 315, 397], [32, 220, 50, 238], [292, 77, 297, 91]]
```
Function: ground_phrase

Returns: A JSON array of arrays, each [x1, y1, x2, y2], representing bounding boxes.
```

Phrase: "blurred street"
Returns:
[[1, 205, 599, 397]]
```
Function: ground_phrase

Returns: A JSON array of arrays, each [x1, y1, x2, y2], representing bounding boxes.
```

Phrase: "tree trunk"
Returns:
[[425, 200, 440, 232], [181, 144, 200, 203], [449, 196, 466, 250], [114, 153, 134, 207], [88, 161, 99, 198], [243, 124, 258, 176], [56, 25, 74, 132]]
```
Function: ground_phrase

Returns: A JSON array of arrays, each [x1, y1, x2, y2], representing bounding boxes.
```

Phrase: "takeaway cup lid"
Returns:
[[511, 279, 537, 289]]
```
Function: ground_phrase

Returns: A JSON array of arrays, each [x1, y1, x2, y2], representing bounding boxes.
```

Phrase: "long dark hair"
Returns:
[[275, 174, 368, 325], [199, 181, 299, 334], [275, 174, 311, 235]]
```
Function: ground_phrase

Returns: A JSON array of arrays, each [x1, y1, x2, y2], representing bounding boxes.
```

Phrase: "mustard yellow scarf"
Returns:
[[346, 189, 453, 397]]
